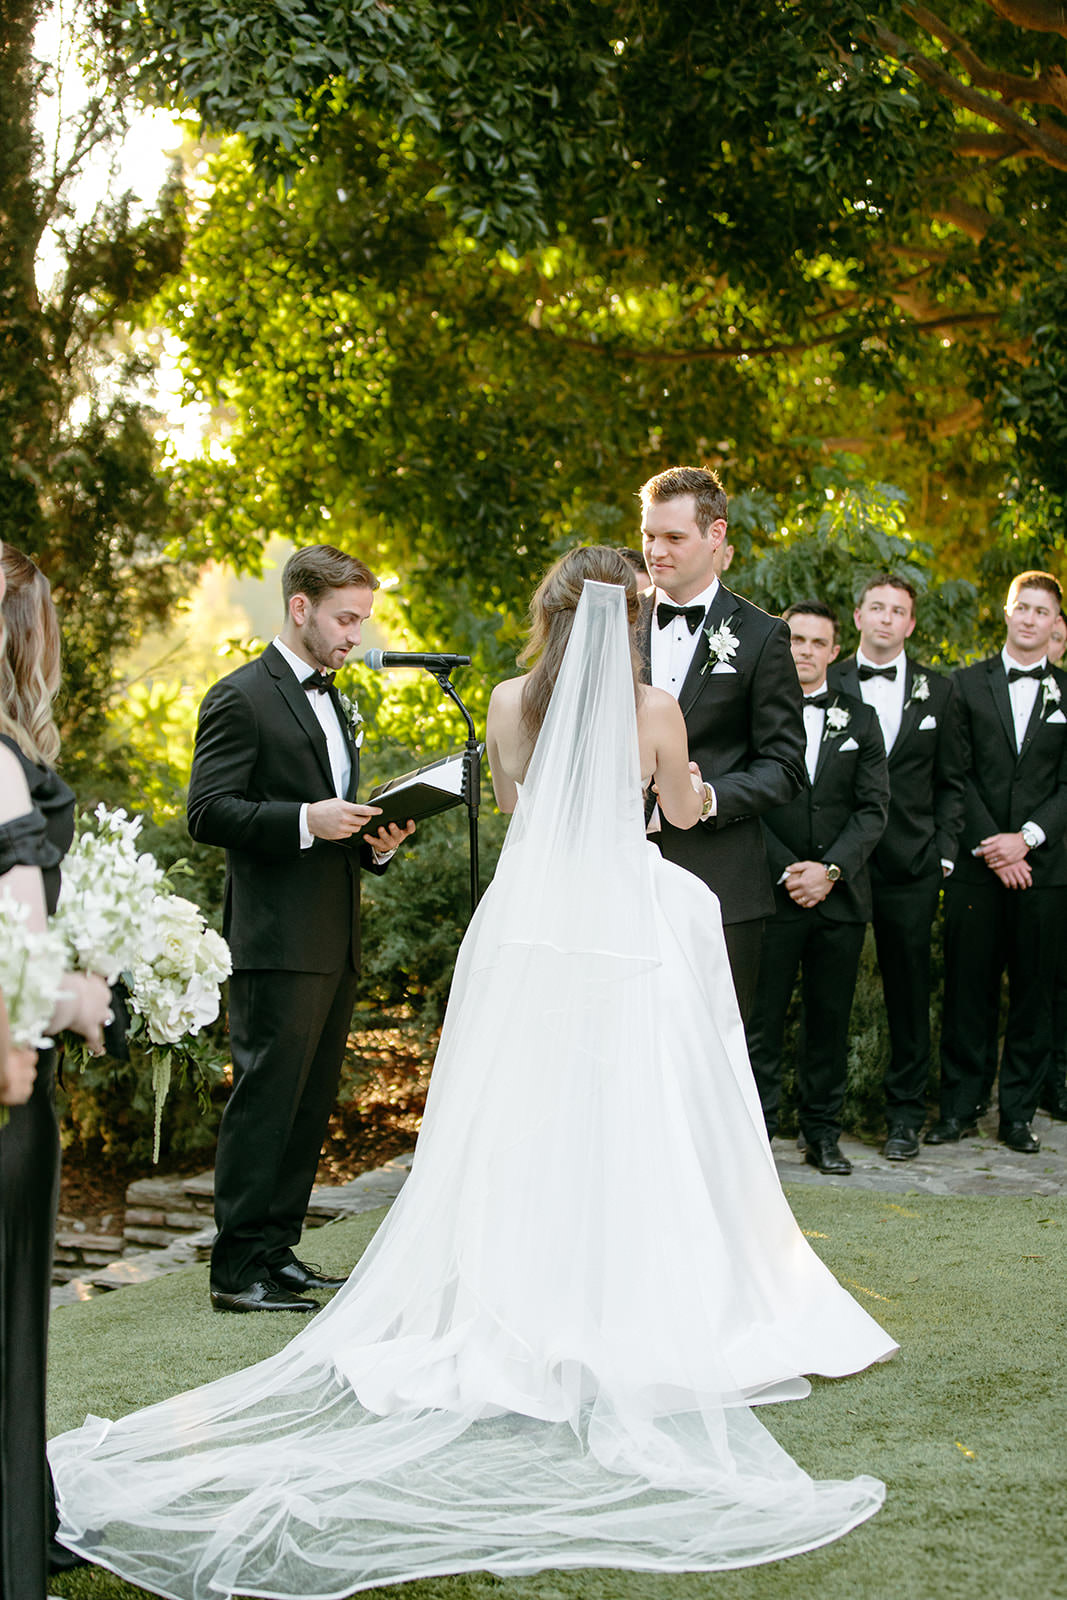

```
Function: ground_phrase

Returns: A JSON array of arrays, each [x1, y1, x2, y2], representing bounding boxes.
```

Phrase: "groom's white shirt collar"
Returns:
[[650, 578, 719, 699], [273, 634, 321, 683]]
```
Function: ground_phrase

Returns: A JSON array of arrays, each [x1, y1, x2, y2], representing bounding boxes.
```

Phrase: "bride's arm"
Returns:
[[486, 681, 521, 814], [644, 690, 705, 829]]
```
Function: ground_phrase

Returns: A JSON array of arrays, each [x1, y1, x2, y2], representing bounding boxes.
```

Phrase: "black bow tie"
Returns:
[[1007, 665, 1044, 683], [656, 602, 706, 635], [302, 672, 336, 694], [804, 693, 831, 710], [858, 663, 898, 682]]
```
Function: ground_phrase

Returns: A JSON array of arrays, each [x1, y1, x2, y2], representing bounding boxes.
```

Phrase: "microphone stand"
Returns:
[[426, 666, 482, 914]]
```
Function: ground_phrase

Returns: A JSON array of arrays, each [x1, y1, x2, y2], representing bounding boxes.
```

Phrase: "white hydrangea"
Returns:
[[0, 890, 70, 1049], [128, 893, 232, 1047], [52, 805, 165, 981]]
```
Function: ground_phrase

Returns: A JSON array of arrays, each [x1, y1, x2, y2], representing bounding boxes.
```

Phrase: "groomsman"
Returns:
[[829, 575, 965, 1159], [639, 466, 806, 1018], [933, 572, 1067, 1153], [746, 603, 889, 1174]]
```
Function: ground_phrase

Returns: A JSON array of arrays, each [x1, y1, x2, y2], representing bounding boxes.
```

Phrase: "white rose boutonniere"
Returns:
[[701, 620, 740, 675], [904, 673, 930, 711], [824, 702, 850, 736], [1042, 675, 1061, 715], [339, 692, 365, 748]]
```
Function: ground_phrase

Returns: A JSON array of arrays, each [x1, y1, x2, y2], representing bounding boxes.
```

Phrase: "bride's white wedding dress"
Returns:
[[50, 582, 895, 1599]]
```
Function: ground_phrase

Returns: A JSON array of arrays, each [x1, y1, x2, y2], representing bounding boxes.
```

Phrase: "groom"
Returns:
[[639, 466, 806, 1017], [188, 545, 414, 1313]]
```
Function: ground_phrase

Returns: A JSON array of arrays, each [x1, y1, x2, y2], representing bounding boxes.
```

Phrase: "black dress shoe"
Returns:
[[209, 1279, 319, 1314], [272, 1258, 348, 1293], [998, 1121, 1040, 1153], [48, 1538, 88, 1573], [883, 1124, 920, 1161], [923, 1117, 978, 1145], [804, 1138, 852, 1176]]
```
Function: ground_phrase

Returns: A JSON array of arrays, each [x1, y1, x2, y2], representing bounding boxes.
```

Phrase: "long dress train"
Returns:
[[50, 581, 895, 1598]]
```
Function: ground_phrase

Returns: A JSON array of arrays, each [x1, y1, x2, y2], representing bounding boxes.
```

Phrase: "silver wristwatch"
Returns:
[[1021, 822, 1041, 850], [824, 863, 842, 883]]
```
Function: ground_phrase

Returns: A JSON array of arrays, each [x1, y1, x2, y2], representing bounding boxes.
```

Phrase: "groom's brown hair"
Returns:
[[639, 466, 728, 536], [282, 545, 378, 610]]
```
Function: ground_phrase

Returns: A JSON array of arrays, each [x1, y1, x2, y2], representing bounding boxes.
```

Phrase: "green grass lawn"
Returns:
[[47, 1186, 1066, 1600]]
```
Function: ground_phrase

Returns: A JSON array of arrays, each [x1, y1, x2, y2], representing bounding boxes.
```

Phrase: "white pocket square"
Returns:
[[1047, 709, 1067, 724], [709, 661, 737, 675], [838, 737, 859, 752], [918, 714, 937, 731]]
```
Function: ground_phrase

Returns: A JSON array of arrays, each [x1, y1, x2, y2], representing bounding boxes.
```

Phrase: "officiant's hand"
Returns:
[[308, 800, 385, 841], [364, 819, 417, 854]]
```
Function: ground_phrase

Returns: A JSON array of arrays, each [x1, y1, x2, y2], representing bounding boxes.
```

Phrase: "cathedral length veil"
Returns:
[[50, 581, 889, 1600]]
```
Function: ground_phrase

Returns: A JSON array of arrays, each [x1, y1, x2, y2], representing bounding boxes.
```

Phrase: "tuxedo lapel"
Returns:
[[891, 660, 924, 759], [263, 645, 336, 793], [986, 657, 1018, 758], [835, 657, 861, 700], [813, 701, 840, 785], [1018, 673, 1048, 758], [327, 687, 362, 801], [678, 585, 739, 717]]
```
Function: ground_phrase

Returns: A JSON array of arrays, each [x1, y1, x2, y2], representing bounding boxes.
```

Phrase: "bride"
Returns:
[[51, 546, 896, 1599]]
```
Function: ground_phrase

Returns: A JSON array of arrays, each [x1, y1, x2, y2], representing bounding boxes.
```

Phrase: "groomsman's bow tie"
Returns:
[[858, 663, 898, 682], [804, 692, 831, 709], [1007, 665, 1045, 683], [656, 602, 706, 634], [302, 672, 336, 693]]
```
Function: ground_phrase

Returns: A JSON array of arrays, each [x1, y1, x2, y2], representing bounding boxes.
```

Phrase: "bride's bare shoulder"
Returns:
[[487, 675, 526, 723]]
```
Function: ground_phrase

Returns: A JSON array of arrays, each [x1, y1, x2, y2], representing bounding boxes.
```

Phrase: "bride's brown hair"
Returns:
[[0, 545, 61, 765], [518, 545, 643, 741]]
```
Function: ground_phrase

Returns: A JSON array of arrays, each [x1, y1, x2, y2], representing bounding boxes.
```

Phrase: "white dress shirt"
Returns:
[[802, 691, 826, 785], [650, 578, 719, 697], [272, 636, 351, 849], [1001, 646, 1047, 847], [854, 645, 906, 754]]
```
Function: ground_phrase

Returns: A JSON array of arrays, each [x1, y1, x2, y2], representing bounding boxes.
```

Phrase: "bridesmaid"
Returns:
[[0, 543, 110, 1600]]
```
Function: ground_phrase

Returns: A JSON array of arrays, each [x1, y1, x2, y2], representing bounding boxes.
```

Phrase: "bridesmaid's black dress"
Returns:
[[0, 734, 75, 1600]]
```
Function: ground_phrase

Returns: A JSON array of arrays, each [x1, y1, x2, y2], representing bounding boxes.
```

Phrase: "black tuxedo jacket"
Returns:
[[829, 655, 964, 883], [187, 643, 384, 973], [640, 586, 806, 924], [761, 691, 889, 924], [950, 655, 1067, 888]]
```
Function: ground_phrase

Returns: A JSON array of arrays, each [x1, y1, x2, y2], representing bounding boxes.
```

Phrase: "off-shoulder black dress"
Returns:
[[0, 734, 75, 1599]]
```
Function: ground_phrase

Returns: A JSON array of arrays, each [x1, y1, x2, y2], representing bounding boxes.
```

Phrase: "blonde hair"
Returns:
[[0, 545, 61, 765], [518, 546, 642, 742]]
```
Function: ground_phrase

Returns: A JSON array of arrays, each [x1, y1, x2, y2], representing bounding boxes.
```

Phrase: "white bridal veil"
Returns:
[[50, 580, 889, 1598]]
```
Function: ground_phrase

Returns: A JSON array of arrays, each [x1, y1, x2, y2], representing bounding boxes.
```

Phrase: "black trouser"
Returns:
[[939, 878, 1061, 1125], [745, 914, 866, 1144], [0, 1051, 59, 1600], [722, 918, 765, 1025], [870, 866, 942, 1130], [211, 962, 360, 1293]]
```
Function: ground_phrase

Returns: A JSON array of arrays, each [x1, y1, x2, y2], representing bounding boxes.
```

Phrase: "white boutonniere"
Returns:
[[701, 620, 740, 675], [904, 673, 930, 711], [339, 692, 365, 747], [824, 702, 850, 736], [1042, 675, 1061, 715]]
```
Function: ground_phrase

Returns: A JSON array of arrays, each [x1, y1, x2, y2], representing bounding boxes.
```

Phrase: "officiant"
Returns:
[[187, 545, 415, 1315]]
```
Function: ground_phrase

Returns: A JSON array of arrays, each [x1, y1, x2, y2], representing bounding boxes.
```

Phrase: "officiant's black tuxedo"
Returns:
[[746, 691, 889, 1143], [188, 642, 388, 1294], [828, 655, 964, 1129], [939, 655, 1067, 1125], [639, 586, 806, 1017]]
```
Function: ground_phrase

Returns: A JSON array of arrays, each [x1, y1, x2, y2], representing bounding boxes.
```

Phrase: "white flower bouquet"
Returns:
[[55, 807, 232, 1160], [0, 890, 70, 1127]]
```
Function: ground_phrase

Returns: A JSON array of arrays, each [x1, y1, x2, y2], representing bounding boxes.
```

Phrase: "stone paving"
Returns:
[[50, 1110, 1066, 1310]]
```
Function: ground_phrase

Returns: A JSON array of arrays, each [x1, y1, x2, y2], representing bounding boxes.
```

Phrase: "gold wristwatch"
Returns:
[[824, 863, 842, 882], [699, 782, 715, 822]]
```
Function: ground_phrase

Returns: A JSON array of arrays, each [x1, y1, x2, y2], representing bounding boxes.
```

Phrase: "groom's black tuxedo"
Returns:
[[828, 654, 964, 1130], [940, 655, 1067, 1125], [188, 643, 388, 1293], [747, 690, 888, 1143], [639, 586, 806, 1016]]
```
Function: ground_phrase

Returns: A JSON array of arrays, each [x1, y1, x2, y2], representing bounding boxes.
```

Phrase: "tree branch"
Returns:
[[865, 17, 1067, 170], [907, 3, 1067, 111], [985, 0, 1067, 38], [953, 130, 1033, 159]]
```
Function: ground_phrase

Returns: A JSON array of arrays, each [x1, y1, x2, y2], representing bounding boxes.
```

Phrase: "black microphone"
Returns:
[[363, 649, 471, 671]]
